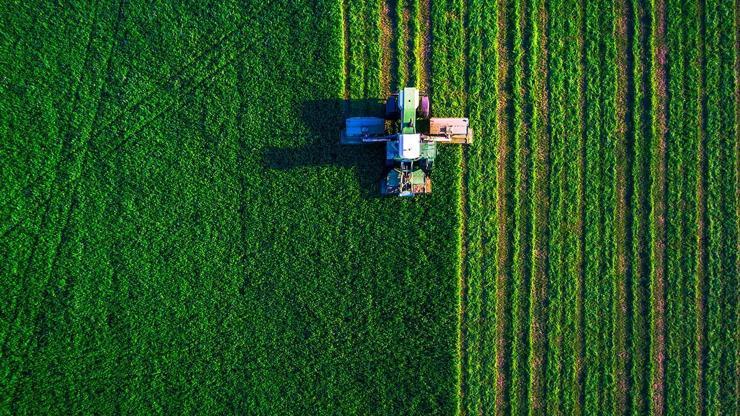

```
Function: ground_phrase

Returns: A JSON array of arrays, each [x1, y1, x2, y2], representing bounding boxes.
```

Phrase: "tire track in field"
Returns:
[[0, 26, 243, 225], [0, 3, 100, 342], [649, 0, 668, 412], [1, 26, 251, 243], [3, 0, 127, 404], [0, 0, 123, 350], [0, 4, 100, 240]]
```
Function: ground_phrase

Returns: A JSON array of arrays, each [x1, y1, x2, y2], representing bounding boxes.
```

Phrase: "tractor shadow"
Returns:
[[261, 98, 390, 199]]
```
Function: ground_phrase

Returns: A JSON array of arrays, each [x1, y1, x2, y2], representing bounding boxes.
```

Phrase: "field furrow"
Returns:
[[509, 0, 532, 413], [628, 0, 652, 413], [693, 1, 708, 412], [494, 0, 514, 413], [526, 1, 549, 413], [649, 0, 668, 413], [613, 0, 631, 411]]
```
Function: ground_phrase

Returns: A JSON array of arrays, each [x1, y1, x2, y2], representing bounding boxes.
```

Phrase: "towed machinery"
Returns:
[[340, 87, 473, 197]]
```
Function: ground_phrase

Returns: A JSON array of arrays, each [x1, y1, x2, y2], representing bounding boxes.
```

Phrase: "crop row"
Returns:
[[454, 0, 737, 414]]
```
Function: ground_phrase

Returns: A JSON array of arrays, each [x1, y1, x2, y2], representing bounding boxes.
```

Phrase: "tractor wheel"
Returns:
[[417, 95, 430, 119], [422, 159, 433, 172], [385, 95, 400, 120]]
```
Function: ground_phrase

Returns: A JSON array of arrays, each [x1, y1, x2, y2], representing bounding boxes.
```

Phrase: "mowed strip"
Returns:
[[494, 0, 514, 412], [612, 0, 631, 411], [704, 0, 737, 414], [526, 0, 549, 414], [649, 0, 668, 413], [461, 0, 485, 412], [544, 0, 568, 412]]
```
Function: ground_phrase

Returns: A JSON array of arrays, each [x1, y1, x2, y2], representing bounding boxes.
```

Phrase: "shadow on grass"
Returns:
[[262, 98, 391, 199]]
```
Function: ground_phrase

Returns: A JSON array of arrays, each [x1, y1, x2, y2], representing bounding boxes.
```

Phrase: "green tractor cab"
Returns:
[[341, 87, 472, 197]]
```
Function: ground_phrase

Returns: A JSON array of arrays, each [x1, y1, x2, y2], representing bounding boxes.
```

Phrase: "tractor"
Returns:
[[340, 87, 472, 197]]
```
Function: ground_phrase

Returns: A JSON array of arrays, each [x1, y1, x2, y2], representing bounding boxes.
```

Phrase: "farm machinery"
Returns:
[[340, 87, 473, 197]]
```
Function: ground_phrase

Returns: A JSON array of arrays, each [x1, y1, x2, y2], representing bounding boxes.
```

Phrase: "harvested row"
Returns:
[[509, 0, 531, 413], [456, 0, 736, 413], [665, 0, 699, 414], [526, 0, 549, 413], [612, 0, 631, 411], [544, 0, 570, 412], [550, 0, 587, 413]]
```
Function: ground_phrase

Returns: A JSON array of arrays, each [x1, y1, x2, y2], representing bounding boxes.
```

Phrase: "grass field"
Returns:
[[1, 0, 736, 414]]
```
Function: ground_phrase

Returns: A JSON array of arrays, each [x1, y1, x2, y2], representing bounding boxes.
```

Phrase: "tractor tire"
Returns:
[[422, 159, 433, 172], [385, 95, 400, 120], [417, 95, 430, 119]]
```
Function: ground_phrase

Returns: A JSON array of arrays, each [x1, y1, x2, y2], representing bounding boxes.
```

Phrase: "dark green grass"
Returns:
[[1, 1, 460, 414], [2, 0, 737, 414]]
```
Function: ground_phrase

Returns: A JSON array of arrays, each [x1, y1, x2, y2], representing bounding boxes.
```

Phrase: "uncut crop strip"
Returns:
[[0, 1, 126, 405]]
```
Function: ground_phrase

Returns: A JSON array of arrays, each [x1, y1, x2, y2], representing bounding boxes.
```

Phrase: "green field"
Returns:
[[1, 0, 736, 414]]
